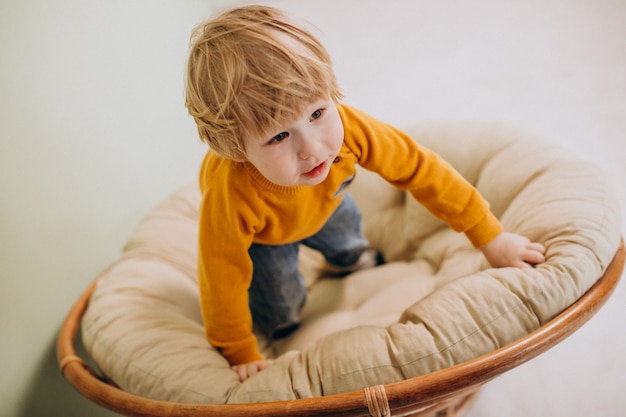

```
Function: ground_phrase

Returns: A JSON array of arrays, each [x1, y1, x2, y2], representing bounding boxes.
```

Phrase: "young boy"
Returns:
[[185, 5, 546, 382]]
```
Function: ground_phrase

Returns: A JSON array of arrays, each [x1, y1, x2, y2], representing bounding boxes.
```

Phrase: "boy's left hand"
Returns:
[[232, 359, 274, 382], [480, 232, 546, 268]]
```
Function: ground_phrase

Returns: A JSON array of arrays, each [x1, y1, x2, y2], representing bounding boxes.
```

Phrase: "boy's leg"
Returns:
[[302, 193, 372, 268], [248, 242, 306, 340]]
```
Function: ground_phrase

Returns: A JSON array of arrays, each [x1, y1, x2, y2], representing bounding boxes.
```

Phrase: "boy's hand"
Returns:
[[480, 232, 546, 268], [232, 359, 274, 382]]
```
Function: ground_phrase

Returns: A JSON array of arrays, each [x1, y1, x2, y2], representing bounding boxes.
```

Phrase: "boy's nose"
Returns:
[[297, 135, 320, 160], [298, 149, 312, 160]]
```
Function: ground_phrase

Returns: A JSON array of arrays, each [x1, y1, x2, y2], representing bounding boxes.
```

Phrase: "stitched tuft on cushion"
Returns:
[[82, 123, 621, 403]]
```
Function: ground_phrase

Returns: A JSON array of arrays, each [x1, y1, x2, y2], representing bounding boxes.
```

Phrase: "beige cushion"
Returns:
[[82, 122, 621, 403]]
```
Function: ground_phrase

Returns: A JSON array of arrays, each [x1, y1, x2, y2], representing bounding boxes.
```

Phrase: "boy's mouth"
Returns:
[[302, 161, 327, 178]]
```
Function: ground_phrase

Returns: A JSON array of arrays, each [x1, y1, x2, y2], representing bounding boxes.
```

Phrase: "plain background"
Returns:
[[1, 1, 624, 416]]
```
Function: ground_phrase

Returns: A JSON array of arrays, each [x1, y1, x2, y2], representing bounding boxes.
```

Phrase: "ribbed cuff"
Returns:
[[214, 334, 264, 366], [464, 211, 504, 248]]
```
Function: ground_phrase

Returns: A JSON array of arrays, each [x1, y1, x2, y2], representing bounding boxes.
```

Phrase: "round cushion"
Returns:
[[82, 122, 621, 403]]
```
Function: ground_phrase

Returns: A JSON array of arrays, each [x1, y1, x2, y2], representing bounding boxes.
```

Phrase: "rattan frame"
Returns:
[[58, 240, 624, 417]]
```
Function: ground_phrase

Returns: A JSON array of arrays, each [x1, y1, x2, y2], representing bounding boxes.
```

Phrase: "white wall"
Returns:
[[1, 1, 223, 415], [2, 1, 625, 416]]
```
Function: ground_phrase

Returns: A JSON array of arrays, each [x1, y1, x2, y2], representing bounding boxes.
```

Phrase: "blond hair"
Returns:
[[185, 5, 342, 161]]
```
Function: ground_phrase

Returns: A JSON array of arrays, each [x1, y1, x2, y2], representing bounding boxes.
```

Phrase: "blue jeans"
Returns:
[[248, 193, 368, 339]]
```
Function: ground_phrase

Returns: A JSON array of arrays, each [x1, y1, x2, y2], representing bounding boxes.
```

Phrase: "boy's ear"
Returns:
[[208, 147, 247, 163], [231, 154, 248, 163], [224, 146, 248, 163], [229, 144, 248, 162]]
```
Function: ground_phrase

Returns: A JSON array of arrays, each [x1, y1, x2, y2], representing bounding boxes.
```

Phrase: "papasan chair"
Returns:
[[58, 122, 624, 417]]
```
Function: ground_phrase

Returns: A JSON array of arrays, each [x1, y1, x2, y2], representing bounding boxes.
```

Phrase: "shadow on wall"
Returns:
[[17, 330, 118, 417]]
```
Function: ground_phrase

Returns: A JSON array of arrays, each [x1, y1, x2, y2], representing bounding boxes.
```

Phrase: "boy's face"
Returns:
[[242, 97, 344, 187]]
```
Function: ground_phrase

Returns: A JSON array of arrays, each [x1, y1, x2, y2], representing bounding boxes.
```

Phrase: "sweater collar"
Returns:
[[243, 162, 303, 195]]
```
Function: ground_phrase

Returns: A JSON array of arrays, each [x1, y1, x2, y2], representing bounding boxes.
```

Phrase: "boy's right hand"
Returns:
[[232, 359, 274, 382], [480, 232, 546, 268]]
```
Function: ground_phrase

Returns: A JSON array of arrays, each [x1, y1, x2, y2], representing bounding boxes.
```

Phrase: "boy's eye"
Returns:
[[269, 132, 289, 144], [310, 109, 324, 121]]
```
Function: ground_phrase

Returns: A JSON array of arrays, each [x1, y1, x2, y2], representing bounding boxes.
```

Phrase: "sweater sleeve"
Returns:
[[339, 104, 503, 248], [197, 159, 264, 365]]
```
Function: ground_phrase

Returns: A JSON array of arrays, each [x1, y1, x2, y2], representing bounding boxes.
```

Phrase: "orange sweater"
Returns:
[[197, 104, 503, 365]]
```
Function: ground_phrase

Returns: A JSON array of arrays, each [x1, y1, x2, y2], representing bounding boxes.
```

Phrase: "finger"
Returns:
[[526, 241, 546, 253], [522, 249, 546, 266], [232, 365, 247, 382], [514, 260, 532, 269], [246, 363, 259, 378], [530, 249, 546, 263]]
